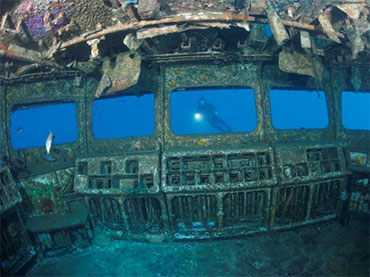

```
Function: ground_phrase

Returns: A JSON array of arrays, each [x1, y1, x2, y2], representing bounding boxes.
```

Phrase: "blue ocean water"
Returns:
[[9, 89, 370, 150], [92, 94, 155, 139], [171, 88, 257, 135], [342, 91, 370, 130], [269, 89, 328, 129], [10, 102, 78, 150]]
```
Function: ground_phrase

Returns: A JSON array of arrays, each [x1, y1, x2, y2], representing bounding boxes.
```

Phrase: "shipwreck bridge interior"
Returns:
[[0, 0, 369, 275]]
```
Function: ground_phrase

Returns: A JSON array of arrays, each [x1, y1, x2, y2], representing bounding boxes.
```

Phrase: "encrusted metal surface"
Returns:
[[20, 167, 74, 216], [0, 2, 369, 269], [274, 142, 349, 185], [85, 67, 161, 156], [0, 165, 22, 213], [85, 195, 169, 236], [162, 148, 276, 193], [1, 205, 34, 275], [4, 78, 86, 178], [2, 0, 369, 83], [166, 188, 271, 239], [270, 179, 344, 230], [0, 55, 368, 240], [25, 200, 88, 232], [74, 153, 160, 195]]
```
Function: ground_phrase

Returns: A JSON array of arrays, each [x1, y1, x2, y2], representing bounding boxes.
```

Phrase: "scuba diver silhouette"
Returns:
[[195, 96, 232, 133]]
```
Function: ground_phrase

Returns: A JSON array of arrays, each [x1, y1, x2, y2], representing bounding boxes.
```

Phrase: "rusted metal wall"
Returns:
[[4, 77, 86, 178], [0, 85, 6, 157], [74, 153, 161, 195], [331, 65, 370, 157], [84, 66, 161, 155], [263, 63, 337, 144], [0, 60, 368, 240], [0, 165, 22, 213], [19, 167, 75, 217]]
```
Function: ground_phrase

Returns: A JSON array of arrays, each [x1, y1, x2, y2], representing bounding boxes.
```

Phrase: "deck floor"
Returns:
[[26, 221, 369, 276]]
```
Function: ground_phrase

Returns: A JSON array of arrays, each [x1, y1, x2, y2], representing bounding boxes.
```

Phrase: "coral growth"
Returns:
[[40, 198, 55, 214], [24, 9, 69, 39], [14, 0, 39, 17]]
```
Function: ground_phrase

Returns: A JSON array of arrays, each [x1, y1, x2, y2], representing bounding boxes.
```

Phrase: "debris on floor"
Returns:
[[26, 221, 369, 276]]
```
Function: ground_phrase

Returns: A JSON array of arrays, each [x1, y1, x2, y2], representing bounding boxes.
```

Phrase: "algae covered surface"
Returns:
[[27, 221, 369, 276]]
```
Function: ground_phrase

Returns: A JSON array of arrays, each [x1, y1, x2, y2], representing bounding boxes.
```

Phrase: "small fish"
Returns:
[[17, 127, 23, 133], [45, 131, 54, 155]]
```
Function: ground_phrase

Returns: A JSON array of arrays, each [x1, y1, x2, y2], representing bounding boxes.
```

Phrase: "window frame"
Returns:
[[86, 91, 159, 155]]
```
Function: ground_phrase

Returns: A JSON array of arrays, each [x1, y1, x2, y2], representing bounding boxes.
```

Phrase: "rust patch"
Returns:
[[40, 198, 55, 214], [252, 123, 261, 135], [196, 138, 209, 147], [67, 151, 74, 158], [169, 80, 177, 90], [6, 48, 16, 57], [0, 41, 9, 50]]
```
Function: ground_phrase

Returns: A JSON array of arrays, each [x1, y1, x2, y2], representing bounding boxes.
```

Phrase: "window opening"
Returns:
[[11, 102, 78, 150], [171, 88, 257, 135], [269, 89, 328, 129], [341, 91, 370, 130], [92, 93, 155, 139]]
